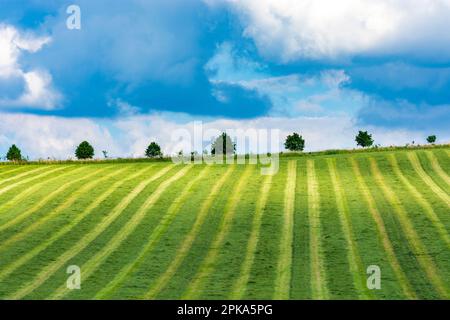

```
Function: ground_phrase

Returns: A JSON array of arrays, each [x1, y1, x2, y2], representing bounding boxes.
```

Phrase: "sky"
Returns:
[[0, 0, 449, 159]]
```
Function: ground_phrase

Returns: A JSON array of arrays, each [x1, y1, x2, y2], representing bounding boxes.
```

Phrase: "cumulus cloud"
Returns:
[[108, 99, 141, 117], [0, 24, 60, 109], [212, 0, 450, 61], [1, 112, 445, 160], [358, 99, 450, 131], [205, 42, 362, 116], [0, 113, 118, 160]]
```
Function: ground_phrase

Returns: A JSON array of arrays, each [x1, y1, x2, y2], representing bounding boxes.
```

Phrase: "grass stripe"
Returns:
[[370, 158, 449, 299], [144, 165, 235, 299], [425, 151, 450, 186], [95, 165, 212, 299], [51, 165, 192, 299], [350, 158, 416, 299], [0, 166, 112, 244], [8, 165, 172, 300], [0, 166, 68, 197], [0, 167, 132, 284], [182, 166, 254, 299], [0, 166, 48, 187], [389, 154, 450, 248], [273, 160, 297, 300], [0, 166, 28, 177], [0, 166, 81, 216], [327, 158, 372, 299], [407, 152, 450, 208], [229, 173, 273, 300], [307, 160, 329, 300]]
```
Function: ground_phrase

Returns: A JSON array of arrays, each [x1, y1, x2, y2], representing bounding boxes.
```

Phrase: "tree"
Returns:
[[355, 131, 374, 148], [75, 141, 95, 159], [145, 142, 162, 158], [426, 135, 436, 144], [6, 144, 22, 161], [284, 133, 305, 152], [211, 132, 236, 156]]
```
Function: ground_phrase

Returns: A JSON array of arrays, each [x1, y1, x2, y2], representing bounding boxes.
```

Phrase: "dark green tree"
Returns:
[[75, 141, 95, 159], [211, 132, 236, 156], [284, 133, 305, 152], [145, 142, 162, 158], [355, 131, 374, 148], [426, 135, 436, 144], [6, 144, 22, 161]]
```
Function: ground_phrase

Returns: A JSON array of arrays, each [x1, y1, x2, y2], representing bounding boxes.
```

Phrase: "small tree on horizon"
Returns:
[[426, 135, 437, 144], [284, 133, 305, 152], [6, 144, 22, 162], [355, 131, 374, 148], [211, 132, 236, 156], [146, 142, 162, 158], [75, 141, 95, 159]]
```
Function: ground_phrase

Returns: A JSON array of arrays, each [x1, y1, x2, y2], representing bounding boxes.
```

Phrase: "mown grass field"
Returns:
[[0, 147, 449, 300]]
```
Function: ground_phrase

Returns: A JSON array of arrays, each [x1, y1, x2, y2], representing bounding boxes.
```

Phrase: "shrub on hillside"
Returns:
[[426, 135, 437, 144], [211, 132, 236, 156], [6, 144, 22, 162], [284, 133, 305, 152], [75, 141, 95, 159], [355, 131, 374, 148], [146, 142, 162, 158]]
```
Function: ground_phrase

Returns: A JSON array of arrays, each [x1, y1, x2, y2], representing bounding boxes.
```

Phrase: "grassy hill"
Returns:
[[0, 147, 448, 300]]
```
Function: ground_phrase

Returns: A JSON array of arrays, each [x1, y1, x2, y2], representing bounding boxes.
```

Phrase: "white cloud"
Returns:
[[1, 112, 445, 160], [205, 42, 361, 116], [212, 0, 450, 61], [0, 24, 60, 109], [0, 113, 118, 160], [108, 99, 141, 116]]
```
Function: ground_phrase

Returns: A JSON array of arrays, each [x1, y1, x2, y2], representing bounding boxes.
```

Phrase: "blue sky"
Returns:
[[0, 0, 449, 158]]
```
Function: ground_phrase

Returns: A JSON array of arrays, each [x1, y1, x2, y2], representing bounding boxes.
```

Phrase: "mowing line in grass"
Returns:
[[0, 166, 69, 197], [327, 158, 372, 299], [230, 173, 273, 300], [8, 165, 173, 300], [144, 166, 235, 300], [0, 166, 82, 216], [51, 165, 192, 299], [425, 151, 450, 186], [273, 160, 297, 300], [95, 165, 212, 299], [350, 158, 416, 299], [389, 154, 450, 249], [370, 158, 449, 299], [0, 166, 99, 234], [407, 152, 450, 208], [0, 167, 134, 284], [0, 166, 49, 187], [307, 159, 329, 300], [182, 166, 254, 299], [0, 166, 29, 178], [0, 166, 113, 249]]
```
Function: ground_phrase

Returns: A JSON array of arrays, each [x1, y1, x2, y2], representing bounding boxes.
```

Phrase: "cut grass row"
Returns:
[[0, 149, 448, 299]]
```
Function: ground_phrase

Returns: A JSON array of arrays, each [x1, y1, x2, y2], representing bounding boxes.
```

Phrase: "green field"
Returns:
[[0, 148, 449, 300]]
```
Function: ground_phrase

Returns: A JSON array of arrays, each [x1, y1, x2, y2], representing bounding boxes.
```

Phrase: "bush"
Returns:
[[6, 144, 22, 161], [284, 133, 305, 152], [426, 135, 436, 144], [75, 141, 95, 159], [211, 133, 236, 156], [355, 131, 374, 148], [146, 142, 162, 158]]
